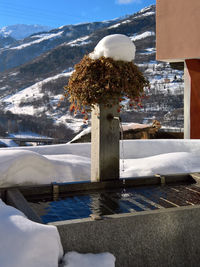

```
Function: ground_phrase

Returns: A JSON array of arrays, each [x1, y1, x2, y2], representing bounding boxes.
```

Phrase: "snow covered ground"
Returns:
[[3, 70, 73, 112]]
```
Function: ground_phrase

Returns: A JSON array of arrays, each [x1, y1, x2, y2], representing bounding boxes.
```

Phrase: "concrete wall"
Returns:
[[53, 205, 200, 267], [156, 0, 200, 61]]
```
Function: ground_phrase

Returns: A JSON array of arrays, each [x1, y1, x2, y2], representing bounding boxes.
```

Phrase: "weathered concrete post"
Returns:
[[91, 104, 119, 182]]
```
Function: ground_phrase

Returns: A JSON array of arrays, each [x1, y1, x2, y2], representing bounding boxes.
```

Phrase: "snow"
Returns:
[[9, 131, 52, 139], [108, 19, 131, 29], [122, 152, 200, 178], [0, 197, 115, 267], [0, 86, 8, 90], [3, 71, 72, 102], [132, 6, 155, 19], [130, 31, 155, 42], [62, 251, 115, 267], [0, 139, 200, 187], [0, 199, 63, 267], [146, 48, 156, 52], [0, 24, 52, 40], [9, 72, 19, 76], [134, 11, 155, 19], [0, 139, 18, 147], [66, 36, 91, 47], [3, 71, 73, 116], [139, 6, 154, 13], [9, 31, 63, 50], [89, 34, 136, 62], [139, 48, 156, 55], [0, 148, 90, 187], [69, 126, 91, 143], [53, 114, 84, 133]]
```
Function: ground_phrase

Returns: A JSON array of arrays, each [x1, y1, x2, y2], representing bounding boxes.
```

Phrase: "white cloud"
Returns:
[[116, 0, 141, 4]]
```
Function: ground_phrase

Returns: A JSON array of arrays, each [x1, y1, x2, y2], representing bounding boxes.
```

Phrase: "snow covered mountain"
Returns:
[[0, 35, 17, 49], [0, 5, 184, 141], [0, 19, 122, 72], [0, 24, 52, 40]]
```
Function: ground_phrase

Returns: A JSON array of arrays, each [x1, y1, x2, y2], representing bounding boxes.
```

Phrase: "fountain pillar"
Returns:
[[91, 104, 120, 182]]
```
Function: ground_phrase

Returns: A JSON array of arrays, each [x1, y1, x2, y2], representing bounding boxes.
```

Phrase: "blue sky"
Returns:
[[0, 0, 155, 28]]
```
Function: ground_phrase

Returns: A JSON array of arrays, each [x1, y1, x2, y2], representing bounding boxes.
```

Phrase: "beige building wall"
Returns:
[[156, 0, 200, 62]]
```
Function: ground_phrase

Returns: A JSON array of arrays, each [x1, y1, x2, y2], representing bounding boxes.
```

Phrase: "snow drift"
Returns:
[[0, 139, 200, 187], [0, 199, 63, 267], [0, 149, 90, 187], [62, 251, 115, 267]]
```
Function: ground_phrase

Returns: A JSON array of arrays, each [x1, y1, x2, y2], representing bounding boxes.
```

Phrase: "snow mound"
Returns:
[[122, 152, 200, 178], [89, 34, 136, 62], [0, 149, 91, 187], [0, 199, 63, 267], [0, 150, 56, 187], [62, 251, 115, 267]]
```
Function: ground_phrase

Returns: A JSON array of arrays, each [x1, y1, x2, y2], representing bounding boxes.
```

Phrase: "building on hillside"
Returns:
[[156, 0, 200, 138]]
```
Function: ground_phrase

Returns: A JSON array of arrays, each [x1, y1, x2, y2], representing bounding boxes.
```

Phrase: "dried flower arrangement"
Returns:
[[64, 55, 149, 120]]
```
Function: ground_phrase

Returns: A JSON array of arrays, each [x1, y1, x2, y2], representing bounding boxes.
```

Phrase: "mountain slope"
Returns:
[[0, 5, 184, 140], [0, 20, 122, 72], [0, 24, 52, 40], [0, 35, 18, 49]]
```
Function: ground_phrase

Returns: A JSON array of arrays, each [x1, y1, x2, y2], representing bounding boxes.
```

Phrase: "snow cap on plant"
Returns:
[[89, 34, 136, 62], [64, 34, 149, 114]]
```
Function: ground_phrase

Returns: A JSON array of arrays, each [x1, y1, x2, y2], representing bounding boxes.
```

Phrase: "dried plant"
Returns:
[[64, 55, 149, 118]]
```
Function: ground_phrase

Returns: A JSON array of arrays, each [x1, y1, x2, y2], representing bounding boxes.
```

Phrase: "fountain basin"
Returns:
[[1, 173, 200, 267]]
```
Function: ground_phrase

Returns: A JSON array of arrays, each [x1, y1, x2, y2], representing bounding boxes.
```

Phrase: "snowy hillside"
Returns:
[[2, 71, 84, 133], [0, 24, 52, 40]]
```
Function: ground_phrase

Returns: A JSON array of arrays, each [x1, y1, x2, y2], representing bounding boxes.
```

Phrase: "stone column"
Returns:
[[91, 104, 119, 182]]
